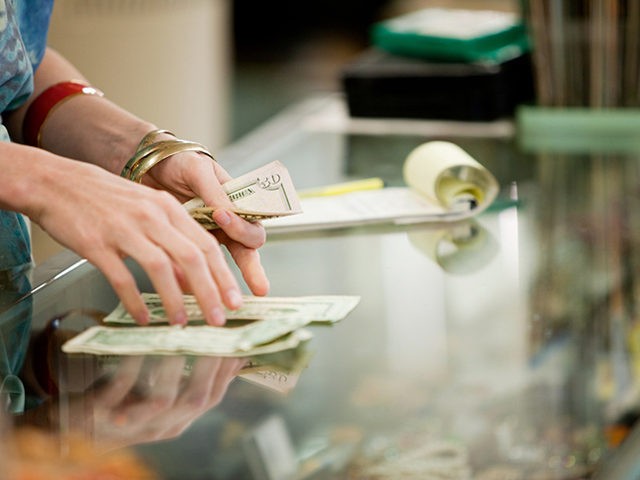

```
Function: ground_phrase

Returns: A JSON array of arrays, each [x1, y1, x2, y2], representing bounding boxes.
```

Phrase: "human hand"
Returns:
[[41, 355, 246, 450], [27, 153, 244, 325], [137, 147, 270, 298]]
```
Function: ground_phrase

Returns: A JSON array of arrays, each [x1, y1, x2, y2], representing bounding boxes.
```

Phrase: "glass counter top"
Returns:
[[1, 96, 639, 479]]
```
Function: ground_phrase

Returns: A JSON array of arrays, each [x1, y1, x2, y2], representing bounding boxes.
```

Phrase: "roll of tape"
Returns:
[[403, 141, 498, 212]]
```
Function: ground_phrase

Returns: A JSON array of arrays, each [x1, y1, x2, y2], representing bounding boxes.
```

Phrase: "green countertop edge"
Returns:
[[516, 106, 640, 154]]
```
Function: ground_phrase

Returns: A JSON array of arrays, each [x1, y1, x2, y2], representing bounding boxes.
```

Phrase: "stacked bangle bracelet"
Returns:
[[22, 80, 104, 148], [121, 129, 215, 183]]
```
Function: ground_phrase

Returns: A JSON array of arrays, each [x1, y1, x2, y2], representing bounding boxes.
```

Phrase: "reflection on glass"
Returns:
[[0, 262, 33, 415], [0, 301, 313, 479], [20, 310, 310, 448], [407, 220, 499, 274], [25, 312, 305, 428], [0, 270, 162, 478], [527, 152, 640, 476]]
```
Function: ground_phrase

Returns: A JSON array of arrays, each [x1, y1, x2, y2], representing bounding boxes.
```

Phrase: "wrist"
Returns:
[[33, 90, 160, 175], [1, 145, 65, 222], [110, 122, 161, 174], [22, 81, 104, 147], [121, 129, 215, 183]]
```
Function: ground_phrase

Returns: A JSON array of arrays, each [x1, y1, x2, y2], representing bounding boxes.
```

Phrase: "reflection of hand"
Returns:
[[26, 152, 246, 326], [66, 355, 246, 450], [142, 150, 269, 298]]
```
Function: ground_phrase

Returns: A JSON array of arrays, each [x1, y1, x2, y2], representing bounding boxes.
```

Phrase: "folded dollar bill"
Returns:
[[184, 160, 302, 229], [92, 340, 314, 395], [62, 317, 313, 356], [238, 345, 313, 394], [104, 293, 361, 325]]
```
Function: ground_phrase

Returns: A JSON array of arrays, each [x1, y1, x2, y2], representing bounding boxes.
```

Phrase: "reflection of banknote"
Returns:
[[239, 346, 313, 394], [184, 160, 302, 229], [104, 294, 361, 325], [62, 317, 313, 356]]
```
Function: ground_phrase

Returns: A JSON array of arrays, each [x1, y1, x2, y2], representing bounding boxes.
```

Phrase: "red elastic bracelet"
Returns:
[[22, 80, 104, 147]]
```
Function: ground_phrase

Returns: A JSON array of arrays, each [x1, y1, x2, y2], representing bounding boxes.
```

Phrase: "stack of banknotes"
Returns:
[[62, 294, 361, 356]]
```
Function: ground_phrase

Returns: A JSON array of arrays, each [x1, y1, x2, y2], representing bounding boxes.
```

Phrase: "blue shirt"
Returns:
[[0, 1, 53, 412], [0, 0, 53, 270]]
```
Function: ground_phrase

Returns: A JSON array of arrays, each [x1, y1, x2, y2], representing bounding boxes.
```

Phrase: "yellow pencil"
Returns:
[[299, 177, 385, 198]]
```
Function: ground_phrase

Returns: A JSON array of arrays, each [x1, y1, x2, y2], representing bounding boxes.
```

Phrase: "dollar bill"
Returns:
[[94, 342, 313, 394], [104, 293, 361, 325], [238, 345, 313, 394], [184, 160, 302, 229], [62, 317, 313, 356]]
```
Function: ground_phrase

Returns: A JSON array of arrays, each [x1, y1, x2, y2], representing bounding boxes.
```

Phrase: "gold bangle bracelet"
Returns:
[[127, 141, 213, 181], [136, 129, 176, 150], [125, 141, 215, 183], [123, 140, 189, 179], [121, 130, 176, 179], [121, 133, 215, 183], [130, 142, 214, 182]]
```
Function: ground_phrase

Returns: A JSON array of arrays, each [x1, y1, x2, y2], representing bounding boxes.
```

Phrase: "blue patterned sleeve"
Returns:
[[0, 0, 54, 112], [0, 0, 54, 268], [14, 0, 52, 69]]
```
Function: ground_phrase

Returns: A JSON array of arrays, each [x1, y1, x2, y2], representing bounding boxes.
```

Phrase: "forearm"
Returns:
[[4, 48, 155, 175], [0, 141, 72, 220]]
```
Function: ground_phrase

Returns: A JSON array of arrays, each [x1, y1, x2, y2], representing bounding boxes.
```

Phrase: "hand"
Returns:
[[139, 150, 270, 297], [28, 153, 243, 325], [28, 355, 246, 450]]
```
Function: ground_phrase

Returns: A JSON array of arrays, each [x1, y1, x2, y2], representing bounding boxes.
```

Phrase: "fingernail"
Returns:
[[174, 310, 187, 326], [227, 289, 243, 309], [136, 311, 150, 325], [210, 307, 226, 326], [213, 209, 231, 226]]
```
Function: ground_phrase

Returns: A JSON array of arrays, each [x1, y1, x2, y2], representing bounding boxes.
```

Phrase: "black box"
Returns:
[[341, 49, 534, 121]]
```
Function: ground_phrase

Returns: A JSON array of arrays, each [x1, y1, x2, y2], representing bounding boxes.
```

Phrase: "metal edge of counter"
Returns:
[[30, 251, 86, 297]]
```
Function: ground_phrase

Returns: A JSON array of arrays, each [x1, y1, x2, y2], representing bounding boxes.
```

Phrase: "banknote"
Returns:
[[184, 160, 302, 229], [104, 294, 361, 325], [238, 345, 313, 394], [93, 342, 314, 394], [62, 317, 313, 356]]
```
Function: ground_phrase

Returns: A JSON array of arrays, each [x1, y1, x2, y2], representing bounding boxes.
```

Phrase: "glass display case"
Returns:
[[1, 96, 639, 479]]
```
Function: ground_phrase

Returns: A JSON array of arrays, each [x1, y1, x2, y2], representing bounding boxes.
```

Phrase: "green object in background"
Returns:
[[517, 106, 640, 154], [371, 8, 530, 63]]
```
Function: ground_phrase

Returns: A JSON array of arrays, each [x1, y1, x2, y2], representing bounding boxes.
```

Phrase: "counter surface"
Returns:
[[1, 96, 636, 479]]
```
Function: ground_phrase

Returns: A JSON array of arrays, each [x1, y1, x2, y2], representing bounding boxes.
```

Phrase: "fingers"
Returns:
[[225, 241, 270, 297], [179, 356, 223, 410], [206, 357, 245, 408], [177, 357, 244, 415], [162, 202, 243, 321], [166, 154, 266, 250], [211, 208, 266, 250], [202, 162, 234, 206], [141, 153, 270, 299], [127, 243, 189, 324], [66, 156, 266, 325], [93, 356, 145, 409], [119, 192, 242, 326], [112, 356, 186, 425], [91, 356, 244, 444], [90, 252, 148, 324], [140, 150, 229, 205], [188, 161, 234, 206], [210, 210, 269, 296]]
